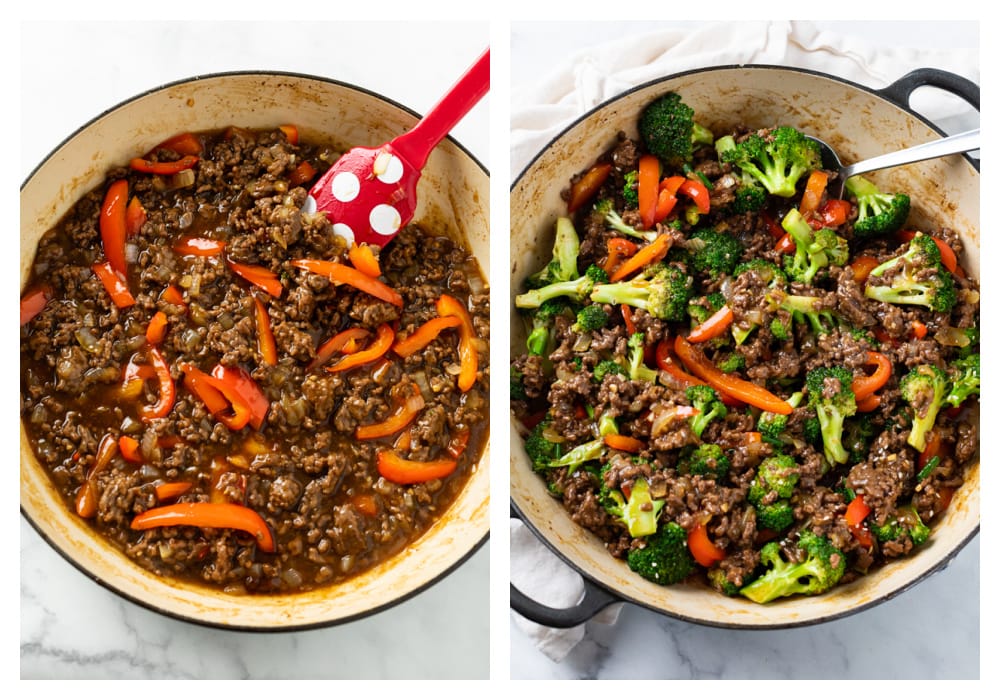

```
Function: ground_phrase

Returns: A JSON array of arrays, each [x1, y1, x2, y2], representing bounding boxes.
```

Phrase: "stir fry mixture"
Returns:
[[511, 92, 979, 603], [21, 125, 489, 593]]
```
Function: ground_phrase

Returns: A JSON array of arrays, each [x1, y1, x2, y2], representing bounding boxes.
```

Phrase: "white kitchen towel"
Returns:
[[509, 20, 979, 663]]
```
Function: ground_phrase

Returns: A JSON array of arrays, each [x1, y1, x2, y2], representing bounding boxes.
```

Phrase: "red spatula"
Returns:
[[305, 47, 490, 247]]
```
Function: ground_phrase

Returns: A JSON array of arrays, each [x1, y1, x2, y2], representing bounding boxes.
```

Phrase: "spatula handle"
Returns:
[[391, 47, 490, 170]]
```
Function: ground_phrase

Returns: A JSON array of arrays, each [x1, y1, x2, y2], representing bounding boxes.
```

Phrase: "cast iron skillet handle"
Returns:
[[510, 579, 620, 629], [509, 507, 621, 628]]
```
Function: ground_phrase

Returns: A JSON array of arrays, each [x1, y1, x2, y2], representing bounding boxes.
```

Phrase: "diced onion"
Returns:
[[74, 328, 101, 354], [935, 326, 972, 347]]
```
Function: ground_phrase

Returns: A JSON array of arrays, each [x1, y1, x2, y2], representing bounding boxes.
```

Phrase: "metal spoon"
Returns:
[[809, 128, 979, 199]]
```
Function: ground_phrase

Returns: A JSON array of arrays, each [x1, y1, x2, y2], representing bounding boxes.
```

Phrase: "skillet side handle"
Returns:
[[877, 68, 980, 113], [510, 579, 620, 629]]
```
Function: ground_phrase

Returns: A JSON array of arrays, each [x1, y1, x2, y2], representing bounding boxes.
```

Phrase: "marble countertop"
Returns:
[[20, 20, 490, 680], [509, 20, 980, 680]]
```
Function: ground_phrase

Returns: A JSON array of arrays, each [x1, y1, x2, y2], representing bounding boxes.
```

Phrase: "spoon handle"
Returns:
[[842, 128, 979, 180], [391, 48, 490, 170]]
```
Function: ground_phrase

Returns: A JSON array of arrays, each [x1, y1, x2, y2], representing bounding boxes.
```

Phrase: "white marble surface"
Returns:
[[20, 20, 490, 680], [509, 20, 981, 680]]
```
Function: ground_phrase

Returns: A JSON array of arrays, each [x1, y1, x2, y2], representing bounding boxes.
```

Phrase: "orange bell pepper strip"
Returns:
[[376, 449, 458, 485], [118, 435, 144, 464], [655, 337, 700, 386], [174, 236, 227, 256], [20, 285, 52, 325], [227, 259, 283, 297], [851, 351, 892, 401], [129, 154, 199, 175], [161, 284, 187, 311], [278, 124, 299, 145], [856, 392, 881, 413], [686, 305, 734, 343], [446, 427, 471, 459], [436, 294, 478, 392], [621, 304, 637, 336], [252, 294, 278, 366], [688, 522, 726, 567], [291, 259, 403, 307], [155, 131, 203, 156], [604, 237, 639, 276], [155, 482, 193, 501], [355, 383, 425, 440], [125, 196, 147, 237], [609, 233, 672, 283], [637, 154, 660, 229], [326, 324, 395, 373], [351, 494, 379, 517], [603, 434, 646, 453], [567, 162, 612, 213], [139, 346, 176, 422], [392, 316, 462, 358], [307, 327, 371, 371], [348, 243, 382, 278], [211, 365, 269, 431], [678, 178, 710, 214], [799, 170, 828, 214], [180, 362, 231, 418], [75, 434, 119, 518], [131, 502, 275, 552], [145, 311, 169, 346], [100, 179, 129, 276], [674, 336, 793, 415], [288, 161, 318, 187], [910, 320, 928, 340], [92, 261, 135, 308], [849, 255, 880, 284]]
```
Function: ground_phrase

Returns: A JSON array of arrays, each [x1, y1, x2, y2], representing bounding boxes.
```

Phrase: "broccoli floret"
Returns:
[[544, 436, 607, 471], [638, 92, 714, 169], [756, 501, 795, 532], [590, 264, 693, 321], [844, 413, 877, 465], [957, 326, 979, 359], [593, 359, 626, 383], [757, 392, 804, 445], [678, 443, 731, 481], [572, 304, 610, 333], [623, 170, 639, 209], [806, 366, 857, 465], [864, 233, 956, 312], [681, 229, 744, 276], [734, 258, 788, 288], [510, 366, 527, 401], [748, 453, 799, 502], [524, 298, 572, 356], [900, 364, 949, 452], [516, 263, 610, 309], [603, 476, 665, 538], [844, 175, 911, 239], [780, 208, 849, 285], [603, 207, 658, 243], [766, 290, 839, 337], [731, 182, 769, 214], [944, 353, 980, 408], [524, 216, 580, 289], [716, 352, 746, 373], [627, 521, 696, 585], [627, 332, 658, 383], [739, 531, 846, 604], [870, 503, 931, 548], [803, 415, 821, 447], [524, 418, 563, 471], [687, 292, 727, 326], [718, 126, 821, 198], [685, 384, 728, 438], [707, 567, 743, 596]]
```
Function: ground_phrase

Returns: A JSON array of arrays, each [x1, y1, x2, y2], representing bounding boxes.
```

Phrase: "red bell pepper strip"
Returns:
[[129, 154, 199, 175], [20, 285, 52, 325], [604, 237, 639, 276], [898, 230, 959, 274], [155, 132, 203, 156], [161, 284, 187, 310], [348, 243, 382, 278], [326, 324, 395, 374], [911, 320, 928, 339], [817, 198, 851, 228], [637, 155, 660, 229], [609, 233, 672, 283], [774, 233, 795, 256], [121, 355, 157, 400], [211, 365, 269, 431], [856, 392, 881, 413], [845, 495, 873, 547], [288, 161, 318, 187], [145, 311, 169, 346], [603, 434, 646, 453], [100, 179, 129, 276], [436, 294, 478, 392], [674, 336, 793, 414], [174, 236, 227, 256], [392, 316, 462, 358], [621, 305, 637, 336], [688, 522, 726, 567], [355, 383, 425, 440], [155, 482, 193, 501], [686, 305, 734, 343], [567, 163, 612, 213], [376, 449, 458, 485], [307, 327, 371, 371], [351, 494, 379, 517], [851, 351, 892, 401], [180, 363, 231, 418], [849, 255, 879, 284], [75, 433, 119, 518], [446, 427, 471, 459], [139, 346, 176, 422], [291, 259, 403, 307], [227, 259, 283, 297], [118, 435, 144, 464], [279, 124, 299, 145], [799, 170, 828, 214], [125, 196, 147, 237], [252, 294, 278, 366], [131, 502, 275, 552], [678, 178, 710, 214], [92, 261, 136, 308], [760, 211, 785, 239]]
